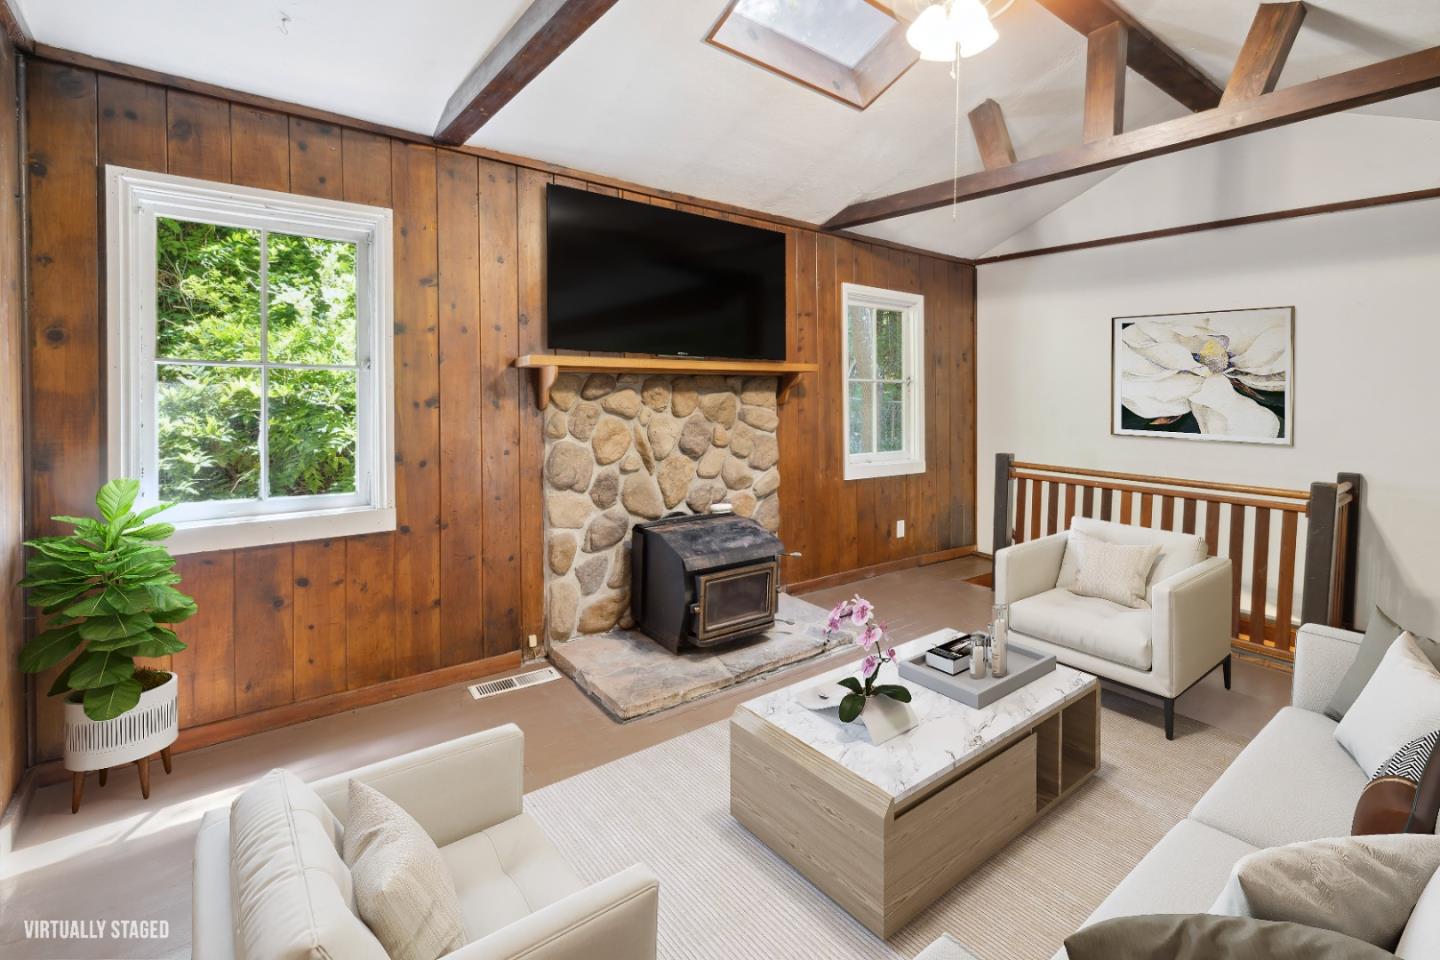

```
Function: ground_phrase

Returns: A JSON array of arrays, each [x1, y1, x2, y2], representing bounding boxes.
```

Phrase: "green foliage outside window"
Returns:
[[155, 218, 359, 504]]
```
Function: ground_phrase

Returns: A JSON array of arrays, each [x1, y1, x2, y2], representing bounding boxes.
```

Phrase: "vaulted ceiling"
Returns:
[[17, 0, 1440, 257]]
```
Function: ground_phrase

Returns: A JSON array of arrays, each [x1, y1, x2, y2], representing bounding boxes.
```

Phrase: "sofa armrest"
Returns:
[[193, 809, 237, 960], [994, 532, 1069, 606], [446, 864, 660, 960], [311, 723, 525, 847], [1150, 557, 1232, 696], [1291, 623, 1364, 713]]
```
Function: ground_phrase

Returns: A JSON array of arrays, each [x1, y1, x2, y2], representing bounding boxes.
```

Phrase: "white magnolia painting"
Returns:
[[1112, 307, 1293, 445]]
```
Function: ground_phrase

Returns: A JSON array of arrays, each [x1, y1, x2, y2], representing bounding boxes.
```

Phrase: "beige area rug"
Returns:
[[549, 593, 847, 721], [525, 695, 1248, 960]]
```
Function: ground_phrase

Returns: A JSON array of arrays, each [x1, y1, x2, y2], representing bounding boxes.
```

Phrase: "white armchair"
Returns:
[[193, 724, 659, 960], [995, 518, 1233, 739]]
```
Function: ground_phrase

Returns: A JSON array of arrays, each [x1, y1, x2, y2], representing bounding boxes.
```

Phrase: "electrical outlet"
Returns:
[[527, 634, 538, 648], [896, 519, 906, 539]]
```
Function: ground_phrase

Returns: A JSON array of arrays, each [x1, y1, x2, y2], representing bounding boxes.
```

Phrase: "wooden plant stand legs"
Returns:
[[69, 748, 176, 813]]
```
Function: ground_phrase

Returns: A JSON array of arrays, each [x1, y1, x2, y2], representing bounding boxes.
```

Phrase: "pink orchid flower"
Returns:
[[859, 623, 883, 649], [850, 597, 873, 626], [825, 600, 853, 634], [861, 655, 878, 676], [885, 647, 897, 661]]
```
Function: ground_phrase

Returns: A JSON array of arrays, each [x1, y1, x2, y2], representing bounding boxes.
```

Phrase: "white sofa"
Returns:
[[995, 517, 1233, 739], [1051, 622, 1370, 959], [193, 724, 660, 960]]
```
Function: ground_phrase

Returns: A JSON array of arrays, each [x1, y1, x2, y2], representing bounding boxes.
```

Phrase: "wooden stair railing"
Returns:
[[992, 454, 1362, 660]]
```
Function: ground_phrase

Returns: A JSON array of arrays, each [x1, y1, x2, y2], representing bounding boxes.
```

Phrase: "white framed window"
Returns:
[[841, 283, 926, 481], [106, 165, 395, 555]]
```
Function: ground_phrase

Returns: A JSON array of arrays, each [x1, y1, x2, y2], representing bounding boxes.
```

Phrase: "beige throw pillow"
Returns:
[[1069, 536, 1161, 609], [1211, 833, 1440, 950], [343, 780, 468, 960]]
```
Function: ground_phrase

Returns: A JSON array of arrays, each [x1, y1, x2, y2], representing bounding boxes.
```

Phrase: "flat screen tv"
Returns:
[[546, 185, 787, 360]]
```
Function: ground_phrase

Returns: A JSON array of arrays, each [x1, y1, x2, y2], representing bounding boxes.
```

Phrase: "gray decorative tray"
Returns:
[[898, 641, 1056, 709]]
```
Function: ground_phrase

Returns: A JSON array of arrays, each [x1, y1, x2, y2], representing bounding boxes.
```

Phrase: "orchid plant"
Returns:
[[824, 595, 912, 723]]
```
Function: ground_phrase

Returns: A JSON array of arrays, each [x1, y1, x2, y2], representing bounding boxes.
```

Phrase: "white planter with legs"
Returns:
[[63, 673, 179, 772]]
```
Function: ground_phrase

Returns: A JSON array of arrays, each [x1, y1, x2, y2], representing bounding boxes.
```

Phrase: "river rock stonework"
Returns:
[[544, 373, 781, 642]]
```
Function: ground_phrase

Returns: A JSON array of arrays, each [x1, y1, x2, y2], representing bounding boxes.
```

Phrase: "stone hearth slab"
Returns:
[[550, 593, 848, 721]]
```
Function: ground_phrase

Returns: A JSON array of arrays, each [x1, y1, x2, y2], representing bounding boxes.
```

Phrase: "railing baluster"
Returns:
[[1204, 501, 1220, 556], [1161, 495, 1175, 530], [1100, 486, 1113, 521], [1140, 493, 1154, 528], [1082, 485, 1094, 518], [1251, 508, 1271, 647], [1047, 482, 1059, 536], [1030, 480, 1042, 540], [1014, 477, 1028, 544], [1276, 511, 1298, 653], [1182, 498, 1197, 535], [1064, 484, 1077, 529], [1228, 504, 1245, 638], [1120, 490, 1132, 524]]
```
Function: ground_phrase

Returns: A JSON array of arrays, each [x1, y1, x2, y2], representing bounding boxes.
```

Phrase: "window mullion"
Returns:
[[870, 312, 880, 455], [259, 228, 270, 502]]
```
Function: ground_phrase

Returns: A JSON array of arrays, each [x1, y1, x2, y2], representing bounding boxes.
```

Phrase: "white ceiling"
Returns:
[[17, 0, 1440, 258]]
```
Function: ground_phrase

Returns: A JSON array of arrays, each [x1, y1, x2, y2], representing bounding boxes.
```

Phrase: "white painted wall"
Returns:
[[977, 197, 1440, 637]]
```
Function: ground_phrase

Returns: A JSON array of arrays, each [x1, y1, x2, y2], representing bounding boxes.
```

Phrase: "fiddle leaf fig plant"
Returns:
[[18, 478, 195, 721]]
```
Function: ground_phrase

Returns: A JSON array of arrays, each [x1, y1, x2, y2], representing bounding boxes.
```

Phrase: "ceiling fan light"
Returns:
[[905, 4, 955, 60], [949, 0, 999, 58]]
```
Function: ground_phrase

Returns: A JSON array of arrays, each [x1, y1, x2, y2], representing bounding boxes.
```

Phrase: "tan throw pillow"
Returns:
[[1065, 914, 1395, 960], [1069, 537, 1161, 609], [1212, 834, 1440, 950], [343, 780, 468, 960]]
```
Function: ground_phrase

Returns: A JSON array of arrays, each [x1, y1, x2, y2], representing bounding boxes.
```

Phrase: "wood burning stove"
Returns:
[[629, 513, 784, 653]]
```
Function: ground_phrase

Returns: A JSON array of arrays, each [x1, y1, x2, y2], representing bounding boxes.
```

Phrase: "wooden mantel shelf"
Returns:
[[514, 355, 820, 410]]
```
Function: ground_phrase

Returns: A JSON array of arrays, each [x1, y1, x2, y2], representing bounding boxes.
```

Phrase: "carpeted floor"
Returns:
[[525, 693, 1248, 960]]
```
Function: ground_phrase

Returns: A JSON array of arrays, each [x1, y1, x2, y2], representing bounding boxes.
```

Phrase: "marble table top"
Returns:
[[737, 629, 1097, 804]]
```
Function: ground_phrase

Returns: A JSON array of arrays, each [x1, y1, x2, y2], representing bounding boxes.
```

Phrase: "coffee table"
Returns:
[[730, 629, 1100, 937]]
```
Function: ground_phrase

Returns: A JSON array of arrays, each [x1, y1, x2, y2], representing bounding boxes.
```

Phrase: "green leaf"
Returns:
[[77, 612, 155, 642], [128, 502, 175, 526], [838, 693, 866, 723], [125, 522, 175, 541], [84, 632, 156, 653], [83, 677, 143, 721], [126, 628, 186, 658], [836, 676, 863, 695], [873, 684, 912, 703], [62, 589, 127, 618], [27, 583, 96, 610], [68, 649, 135, 690], [47, 659, 81, 697], [96, 479, 141, 523], [18, 624, 85, 673]]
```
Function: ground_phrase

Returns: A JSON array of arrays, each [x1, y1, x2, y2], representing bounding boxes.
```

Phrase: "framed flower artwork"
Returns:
[[1112, 306, 1294, 445]]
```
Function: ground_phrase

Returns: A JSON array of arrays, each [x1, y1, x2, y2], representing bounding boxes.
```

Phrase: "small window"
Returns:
[[106, 166, 395, 554], [842, 283, 925, 480], [707, 0, 918, 110]]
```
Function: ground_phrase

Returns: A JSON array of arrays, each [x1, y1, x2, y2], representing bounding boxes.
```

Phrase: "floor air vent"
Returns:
[[468, 666, 561, 701]]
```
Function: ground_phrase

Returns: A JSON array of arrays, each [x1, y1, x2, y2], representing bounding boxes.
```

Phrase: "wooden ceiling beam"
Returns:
[[1083, 22, 1128, 141], [1223, 2, 1308, 105], [1032, 0, 1221, 112], [0, 0, 35, 53], [824, 44, 1440, 229], [434, 0, 620, 144], [968, 99, 1017, 170]]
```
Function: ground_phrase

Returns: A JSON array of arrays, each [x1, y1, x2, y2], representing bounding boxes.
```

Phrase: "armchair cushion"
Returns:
[[229, 769, 388, 960], [1009, 588, 1153, 670], [1069, 534, 1161, 609], [440, 812, 586, 941], [1057, 518, 1207, 603]]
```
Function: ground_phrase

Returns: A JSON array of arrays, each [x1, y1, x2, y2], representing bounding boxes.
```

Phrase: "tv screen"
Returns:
[[546, 185, 787, 361]]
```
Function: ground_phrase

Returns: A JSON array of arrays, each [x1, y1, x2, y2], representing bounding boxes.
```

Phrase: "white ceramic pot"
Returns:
[[62, 673, 179, 773], [860, 693, 918, 745]]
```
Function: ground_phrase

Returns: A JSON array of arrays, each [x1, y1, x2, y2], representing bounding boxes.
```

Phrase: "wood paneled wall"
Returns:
[[1, 31, 25, 804], [22, 58, 976, 763]]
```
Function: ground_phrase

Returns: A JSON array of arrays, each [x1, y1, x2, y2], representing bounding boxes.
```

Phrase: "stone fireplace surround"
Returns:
[[543, 372, 781, 643]]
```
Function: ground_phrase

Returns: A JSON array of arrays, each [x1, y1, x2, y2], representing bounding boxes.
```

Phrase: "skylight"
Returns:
[[708, 0, 918, 110], [735, 0, 896, 70]]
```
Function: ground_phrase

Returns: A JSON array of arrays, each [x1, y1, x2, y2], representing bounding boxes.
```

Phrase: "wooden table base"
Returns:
[[72, 746, 174, 814]]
